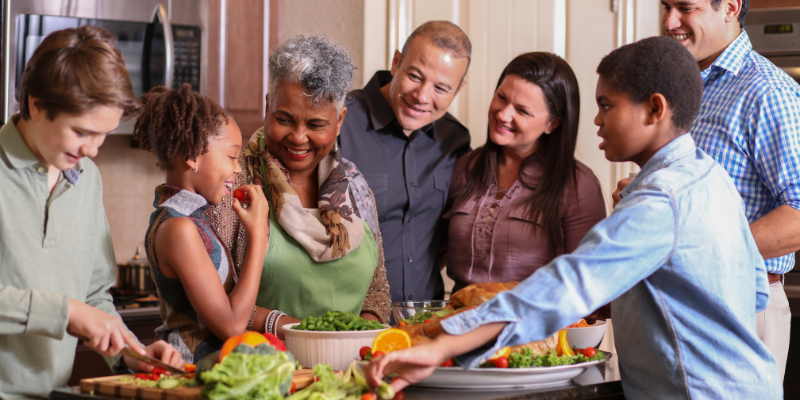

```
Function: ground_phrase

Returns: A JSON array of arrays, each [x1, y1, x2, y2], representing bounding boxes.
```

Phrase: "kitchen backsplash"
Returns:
[[92, 135, 164, 263]]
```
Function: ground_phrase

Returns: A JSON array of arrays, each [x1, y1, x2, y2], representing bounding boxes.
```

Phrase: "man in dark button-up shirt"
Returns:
[[339, 21, 472, 303]]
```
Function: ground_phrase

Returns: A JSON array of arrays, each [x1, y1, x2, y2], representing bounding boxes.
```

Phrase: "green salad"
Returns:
[[292, 311, 385, 331], [506, 348, 604, 368], [399, 308, 454, 325], [200, 345, 296, 400], [288, 361, 394, 400]]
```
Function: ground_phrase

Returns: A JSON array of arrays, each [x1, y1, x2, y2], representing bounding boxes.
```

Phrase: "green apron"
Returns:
[[255, 214, 378, 320]]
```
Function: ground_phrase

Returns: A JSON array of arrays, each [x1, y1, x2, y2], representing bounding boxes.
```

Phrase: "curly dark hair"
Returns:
[[133, 83, 230, 169], [597, 36, 702, 131]]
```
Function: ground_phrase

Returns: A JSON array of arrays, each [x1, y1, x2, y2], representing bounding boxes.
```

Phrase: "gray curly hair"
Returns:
[[268, 34, 356, 114]]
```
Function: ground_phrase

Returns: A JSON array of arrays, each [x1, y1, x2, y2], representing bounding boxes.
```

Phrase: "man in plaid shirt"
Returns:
[[644, 0, 800, 380]]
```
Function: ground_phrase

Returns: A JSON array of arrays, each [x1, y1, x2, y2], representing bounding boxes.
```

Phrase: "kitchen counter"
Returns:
[[50, 356, 625, 400]]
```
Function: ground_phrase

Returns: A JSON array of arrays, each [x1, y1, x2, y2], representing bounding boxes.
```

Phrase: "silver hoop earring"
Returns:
[[334, 141, 339, 152], [192, 165, 198, 173]]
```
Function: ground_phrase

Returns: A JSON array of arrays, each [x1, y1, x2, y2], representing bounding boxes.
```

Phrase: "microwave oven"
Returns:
[[1, 0, 209, 133]]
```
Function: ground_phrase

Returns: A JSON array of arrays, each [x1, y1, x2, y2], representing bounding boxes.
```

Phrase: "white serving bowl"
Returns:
[[283, 323, 387, 371], [566, 321, 607, 349]]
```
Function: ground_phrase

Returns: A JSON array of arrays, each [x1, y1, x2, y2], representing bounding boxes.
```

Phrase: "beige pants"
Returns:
[[756, 280, 791, 381]]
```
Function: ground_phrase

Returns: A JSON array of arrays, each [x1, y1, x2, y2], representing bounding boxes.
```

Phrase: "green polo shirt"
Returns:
[[0, 115, 124, 399]]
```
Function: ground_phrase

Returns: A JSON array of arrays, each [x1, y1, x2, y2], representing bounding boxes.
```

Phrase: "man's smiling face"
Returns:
[[661, 0, 739, 70]]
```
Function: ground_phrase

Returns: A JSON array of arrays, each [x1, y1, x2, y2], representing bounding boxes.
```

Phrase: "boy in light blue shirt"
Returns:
[[366, 36, 779, 399]]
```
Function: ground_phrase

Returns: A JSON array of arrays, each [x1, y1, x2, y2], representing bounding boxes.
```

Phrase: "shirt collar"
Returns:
[[0, 114, 84, 185], [708, 31, 751, 76], [362, 71, 439, 141], [154, 184, 209, 215], [621, 134, 696, 199]]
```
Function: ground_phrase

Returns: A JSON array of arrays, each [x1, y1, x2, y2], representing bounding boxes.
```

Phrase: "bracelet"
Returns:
[[246, 305, 258, 331], [271, 312, 287, 335], [265, 310, 280, 335]]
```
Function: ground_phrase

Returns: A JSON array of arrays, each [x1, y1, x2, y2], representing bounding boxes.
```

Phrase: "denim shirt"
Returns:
[[442, 134, 780, 399]]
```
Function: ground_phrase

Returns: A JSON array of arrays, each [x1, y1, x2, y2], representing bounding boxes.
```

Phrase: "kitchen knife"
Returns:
[[119, 346, 186, 374]]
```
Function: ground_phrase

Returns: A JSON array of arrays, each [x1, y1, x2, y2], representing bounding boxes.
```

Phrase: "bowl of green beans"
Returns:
[[282, 311, 388, 371]]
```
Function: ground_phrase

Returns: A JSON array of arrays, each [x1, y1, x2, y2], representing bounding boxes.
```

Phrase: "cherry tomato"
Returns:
[[574, 348, 584, 356], [440, 358, 454, 367], [393, 391, 406, 400], [493, 356, 509, 368], [314, 375, 320, 382], [290, 381, 296, 394], [398, 321, 407, 327], [423, 319, 431, 324], [359, 346, 372, 360], [361, 394, 377, 400], [391, 377, 401, 384], [372, 350, 385, 359], [583, 347, 597, 358], [233, 189, 246, 201]]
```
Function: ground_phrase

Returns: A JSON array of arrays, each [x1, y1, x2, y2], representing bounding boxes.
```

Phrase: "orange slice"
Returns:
[[371, 328, 412, 354]]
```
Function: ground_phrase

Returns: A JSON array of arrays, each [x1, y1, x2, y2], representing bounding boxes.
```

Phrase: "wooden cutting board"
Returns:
[[80, 370, 320, 399]]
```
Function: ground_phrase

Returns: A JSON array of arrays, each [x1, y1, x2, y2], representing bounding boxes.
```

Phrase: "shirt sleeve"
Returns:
[[0, 285, 70, 339], [441, 186, 677, 368], [751, 86, 800, 211]]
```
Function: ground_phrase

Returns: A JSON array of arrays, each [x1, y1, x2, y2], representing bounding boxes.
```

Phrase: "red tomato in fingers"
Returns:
[[393, 391, 406, 400], [391, 377, 401, 384], [233, 189, 246, 201], [361, 394, 377, 400], [359, 346, 372, 360], [583, 347, 597, 358], [493, 356, 509, 368], [372, 350, 385, 359], [290, 381, 296, 394], [440, 358, 454, 367]]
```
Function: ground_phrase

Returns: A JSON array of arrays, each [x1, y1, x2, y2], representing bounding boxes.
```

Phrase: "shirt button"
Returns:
[[408, 295, 414, 300], [407, 218, 412, 224], [410, 182, 416, 187], [37, 166, 45, 173], [408, 255, 413, 263]]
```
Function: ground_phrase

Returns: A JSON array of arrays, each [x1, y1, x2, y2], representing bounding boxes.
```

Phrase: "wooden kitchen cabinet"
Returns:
[[207, 0, 271, 139]]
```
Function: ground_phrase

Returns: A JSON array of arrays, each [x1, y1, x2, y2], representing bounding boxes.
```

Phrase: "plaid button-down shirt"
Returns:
[[692, 31, 800, 274]]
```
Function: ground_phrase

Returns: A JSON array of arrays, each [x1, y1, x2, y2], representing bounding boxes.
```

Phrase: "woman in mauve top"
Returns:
[[442, 53, 606, 294]]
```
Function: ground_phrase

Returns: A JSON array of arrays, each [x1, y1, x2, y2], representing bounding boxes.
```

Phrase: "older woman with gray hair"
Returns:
[[207, 34, 391, 338]]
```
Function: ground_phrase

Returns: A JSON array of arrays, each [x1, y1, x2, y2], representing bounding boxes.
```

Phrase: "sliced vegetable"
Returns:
[[488, 346, 510, 361], [184, 363, 196, 373], [158, 378, 180, 390], [556, 329, 574, 357]]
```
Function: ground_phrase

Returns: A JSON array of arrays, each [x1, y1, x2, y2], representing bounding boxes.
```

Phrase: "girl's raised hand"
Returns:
[[232, 184, 269, 245]]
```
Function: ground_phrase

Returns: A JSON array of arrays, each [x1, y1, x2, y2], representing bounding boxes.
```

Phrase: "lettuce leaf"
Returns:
[[200, 351, 295, 400]]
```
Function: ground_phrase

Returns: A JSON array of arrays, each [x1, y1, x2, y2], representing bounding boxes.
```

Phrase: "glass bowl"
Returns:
[[392, 300, 450, 325]]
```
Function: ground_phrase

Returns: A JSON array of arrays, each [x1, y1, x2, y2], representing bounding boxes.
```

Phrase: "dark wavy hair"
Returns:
[[454, 52, 580, 254]]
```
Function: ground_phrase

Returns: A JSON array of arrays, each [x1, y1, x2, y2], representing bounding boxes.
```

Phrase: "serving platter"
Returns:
[[413, 351, 611, 389]]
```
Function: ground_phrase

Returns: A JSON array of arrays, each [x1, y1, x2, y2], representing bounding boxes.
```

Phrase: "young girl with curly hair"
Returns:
[[134, 84, 269, 363]]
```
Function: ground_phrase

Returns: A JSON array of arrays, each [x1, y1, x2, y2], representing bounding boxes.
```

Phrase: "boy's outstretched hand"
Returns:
[[366, 341, 447, 393]]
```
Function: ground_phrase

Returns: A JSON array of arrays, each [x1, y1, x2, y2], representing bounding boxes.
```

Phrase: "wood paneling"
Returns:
[[224, 0, 266, 137], [207, 0, 221, 103], [750, 0, 800, 9]]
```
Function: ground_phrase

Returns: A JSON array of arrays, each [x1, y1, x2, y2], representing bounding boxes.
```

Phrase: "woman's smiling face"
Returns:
[[488, 74, 559, 155], [264, 82, 346, 178]]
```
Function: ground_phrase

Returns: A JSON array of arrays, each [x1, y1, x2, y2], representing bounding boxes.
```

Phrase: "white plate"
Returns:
[[413, 351, 611, 389]]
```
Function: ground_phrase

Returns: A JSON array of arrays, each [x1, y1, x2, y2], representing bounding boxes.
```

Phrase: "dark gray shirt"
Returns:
[[339, 71, 471, 302]]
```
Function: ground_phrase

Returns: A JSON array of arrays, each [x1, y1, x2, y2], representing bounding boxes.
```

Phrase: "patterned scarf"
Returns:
[[243, 128, 364, 262]]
